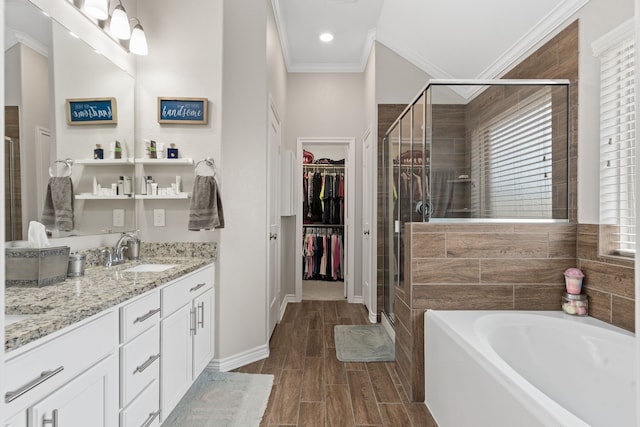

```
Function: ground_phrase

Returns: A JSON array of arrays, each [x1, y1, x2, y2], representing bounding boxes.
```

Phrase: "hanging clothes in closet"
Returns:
[[302, 166, 344, 225], [302, 227, 344, 281]]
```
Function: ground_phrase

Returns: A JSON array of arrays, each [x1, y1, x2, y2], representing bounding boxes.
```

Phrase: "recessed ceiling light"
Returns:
[[319, 32, 334, 43]]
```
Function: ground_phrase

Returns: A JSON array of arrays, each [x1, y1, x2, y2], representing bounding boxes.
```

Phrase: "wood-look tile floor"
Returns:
[[234, 300, 436, 426]]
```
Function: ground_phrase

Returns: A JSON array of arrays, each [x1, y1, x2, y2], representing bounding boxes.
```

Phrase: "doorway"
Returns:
[[296, 137, 355, 303]]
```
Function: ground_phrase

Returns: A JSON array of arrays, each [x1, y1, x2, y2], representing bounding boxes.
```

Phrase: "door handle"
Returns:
[[363, 230, 370, 235], [270, 233, 278, 240]]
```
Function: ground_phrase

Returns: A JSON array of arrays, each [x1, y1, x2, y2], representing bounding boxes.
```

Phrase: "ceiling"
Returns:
[[272, 0, 590, 77]]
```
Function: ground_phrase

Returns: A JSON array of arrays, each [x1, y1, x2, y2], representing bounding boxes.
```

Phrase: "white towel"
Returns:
[[41, 177, 74, 231], [188, 175, 225, 230]]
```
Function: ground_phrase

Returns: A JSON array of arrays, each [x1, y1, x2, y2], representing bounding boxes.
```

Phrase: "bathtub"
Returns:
[[424, 310, 636, 427]]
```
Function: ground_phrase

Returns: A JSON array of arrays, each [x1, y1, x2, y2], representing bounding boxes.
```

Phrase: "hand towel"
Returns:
[[188, 175, 225, 230], [41, 177, 74, 231]]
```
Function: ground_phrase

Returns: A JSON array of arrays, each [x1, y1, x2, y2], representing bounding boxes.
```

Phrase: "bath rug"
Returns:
[[334, 324, 395, 362], [162, 370, 274, 427]]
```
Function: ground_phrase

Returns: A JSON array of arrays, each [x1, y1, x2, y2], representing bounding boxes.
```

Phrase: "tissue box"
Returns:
[[5, 246, 70, 287]]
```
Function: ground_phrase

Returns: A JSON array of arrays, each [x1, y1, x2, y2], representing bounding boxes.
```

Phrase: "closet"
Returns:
[[298, 141, 353, 301], [302, 162, 345, 282]]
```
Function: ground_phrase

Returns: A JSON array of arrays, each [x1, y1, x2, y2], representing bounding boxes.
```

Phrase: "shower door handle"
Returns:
[[363, 230, 370, 235]]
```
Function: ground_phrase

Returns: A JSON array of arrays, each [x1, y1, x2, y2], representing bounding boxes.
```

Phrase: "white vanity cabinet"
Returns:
[[4, 311, 119, 427], [118, 290, 161, 427], [160, 265, 215, 422], [29, 354, 118, 427]]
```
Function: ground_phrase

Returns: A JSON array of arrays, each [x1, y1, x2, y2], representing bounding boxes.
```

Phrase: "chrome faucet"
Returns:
[[113, 232, 140, 265]]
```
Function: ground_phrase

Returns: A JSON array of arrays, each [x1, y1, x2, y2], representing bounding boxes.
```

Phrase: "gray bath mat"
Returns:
[[334, 324, 395, 362], [162, 370, 273, 427]]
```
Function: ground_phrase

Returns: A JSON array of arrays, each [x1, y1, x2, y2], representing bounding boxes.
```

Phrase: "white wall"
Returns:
[[375, 42, 430, 105], [286, 73, 366, 298], [219, 0, 270, 361], [136, 0, 222, 242]]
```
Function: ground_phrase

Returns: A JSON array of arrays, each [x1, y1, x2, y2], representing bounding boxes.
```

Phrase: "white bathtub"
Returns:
[[424, 310, 636, 427]]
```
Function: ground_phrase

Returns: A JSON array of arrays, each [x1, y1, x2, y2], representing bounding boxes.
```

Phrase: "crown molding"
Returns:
[[271, 0, 293, 71], [287, 62, 365, 73], [5, 29, 49, 58], [477, 0, 590, 80]]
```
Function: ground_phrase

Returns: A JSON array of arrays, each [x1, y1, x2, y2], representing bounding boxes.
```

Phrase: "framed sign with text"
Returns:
[[66, 97, 117, 125], [158, 97, 208, 124]]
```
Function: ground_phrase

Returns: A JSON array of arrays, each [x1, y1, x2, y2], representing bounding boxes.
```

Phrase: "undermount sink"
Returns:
[[6, 314, 33, 326], [124, 264, 177, 273]]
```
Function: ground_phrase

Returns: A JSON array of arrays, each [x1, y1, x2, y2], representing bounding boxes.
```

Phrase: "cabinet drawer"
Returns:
[[120, 381, 160, 427], [5, 311, 117, 416], [120, 290, 160, 343], [162, 266, 213, 316], [121, 325, 160, 407]]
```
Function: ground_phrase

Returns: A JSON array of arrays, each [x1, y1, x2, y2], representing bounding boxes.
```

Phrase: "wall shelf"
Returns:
[[134, 158, 194, 165], [75, 158, 134, 165], [135, 193, 190, 200], [75, 194, 133, 200]]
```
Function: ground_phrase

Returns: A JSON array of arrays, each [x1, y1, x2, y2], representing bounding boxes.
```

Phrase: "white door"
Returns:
[[362, 129, 373, 320], [267, 98, 281, 339], [160, 304, 192, 421]]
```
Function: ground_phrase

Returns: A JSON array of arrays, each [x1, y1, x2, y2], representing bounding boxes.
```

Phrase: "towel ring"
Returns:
[[195, 157, 217, 177], [49, 159, 73, 178]]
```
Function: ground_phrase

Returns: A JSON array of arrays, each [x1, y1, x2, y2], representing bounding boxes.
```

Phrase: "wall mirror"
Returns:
[[5, 0, 135, 242]]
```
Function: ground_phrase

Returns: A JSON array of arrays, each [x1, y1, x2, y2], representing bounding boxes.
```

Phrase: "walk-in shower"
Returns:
[[381, 79, 571, 326]]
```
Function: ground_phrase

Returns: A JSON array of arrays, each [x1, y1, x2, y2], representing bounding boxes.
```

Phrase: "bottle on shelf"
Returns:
[[146, 176, 153, 195], [94, 144, 104, 160], [117, 176, 125, 195]]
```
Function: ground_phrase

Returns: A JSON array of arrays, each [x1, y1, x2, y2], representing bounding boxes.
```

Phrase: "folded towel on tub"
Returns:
[[188, 175, 225, 230], [41, 177, 74, 231]]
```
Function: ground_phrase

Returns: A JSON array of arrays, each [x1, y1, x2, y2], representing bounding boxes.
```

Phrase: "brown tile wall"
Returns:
[[577, 224, 635, 331]]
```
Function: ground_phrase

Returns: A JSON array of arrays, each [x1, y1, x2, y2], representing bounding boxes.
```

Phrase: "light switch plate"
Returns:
[[153, 209, 165, 227], [113, 209, 125, 227]]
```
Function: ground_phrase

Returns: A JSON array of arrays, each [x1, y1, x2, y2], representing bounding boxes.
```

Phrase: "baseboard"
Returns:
[[350, 295, 363, 304], [208, 344, 270, 372], [280, 294, 296, 320], [368, 310, 377, 324]]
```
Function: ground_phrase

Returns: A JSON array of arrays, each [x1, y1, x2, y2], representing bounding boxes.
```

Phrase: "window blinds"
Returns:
[[599, 37, 636, 255], [471, 88, 553, 218]]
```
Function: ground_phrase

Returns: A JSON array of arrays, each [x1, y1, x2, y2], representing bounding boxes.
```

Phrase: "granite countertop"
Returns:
[[5, 256, 214, 353]]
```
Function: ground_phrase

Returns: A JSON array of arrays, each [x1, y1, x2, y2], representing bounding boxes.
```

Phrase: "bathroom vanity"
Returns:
[[4, 256, 215, 427]]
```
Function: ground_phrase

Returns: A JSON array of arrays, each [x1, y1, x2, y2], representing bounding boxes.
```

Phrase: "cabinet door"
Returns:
[[192, 288, 215, 378], [4, 413, 26, 427], [29, 354, 118, 427], [160, 303, 193, 422]]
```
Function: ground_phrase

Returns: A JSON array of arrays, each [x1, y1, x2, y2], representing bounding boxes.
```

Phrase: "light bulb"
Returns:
[[130, 22, 148, 55], [84, 0, 109, 20], [110, 5, 131, 40]]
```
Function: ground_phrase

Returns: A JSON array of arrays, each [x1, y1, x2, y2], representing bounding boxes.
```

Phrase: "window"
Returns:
[[471, 88, 554, 219], [596, 21, 636, 256]]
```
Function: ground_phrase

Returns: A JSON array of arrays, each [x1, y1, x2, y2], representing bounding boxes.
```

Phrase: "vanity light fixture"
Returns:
[[83, 0, 109, 20], [319, 32, 334, 42], [109, 0, 131, 40], [129, 18, 148, 56]]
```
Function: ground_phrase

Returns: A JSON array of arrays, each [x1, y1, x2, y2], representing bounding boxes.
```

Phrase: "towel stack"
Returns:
[[41, 177, 74, 231], [188, 175, 225, 231]]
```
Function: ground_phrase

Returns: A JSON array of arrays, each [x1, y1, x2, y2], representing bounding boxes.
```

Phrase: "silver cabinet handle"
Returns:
[[190, 308, 197, 336], [141, 410, 160, 427], [5, 366, 64, 403], [134, 308, 160, 324], [42, 409, 58, 427], [189, 282, 206, 293], [134, 354, 160, 375], [197, 302, 205, 329]]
